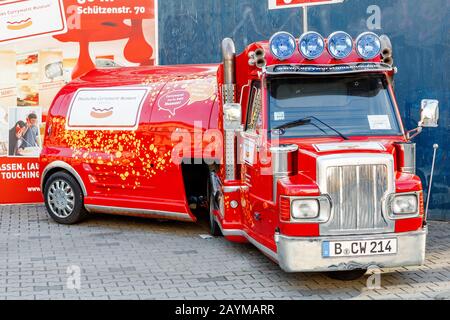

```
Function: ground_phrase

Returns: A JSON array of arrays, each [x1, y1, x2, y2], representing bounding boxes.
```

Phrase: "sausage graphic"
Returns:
[[90, 107, 114, 119], [7, 18, 33, 31]]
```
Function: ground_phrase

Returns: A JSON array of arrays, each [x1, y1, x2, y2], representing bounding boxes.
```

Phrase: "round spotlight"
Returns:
[[327, 31, 353, 60], [299, 32, 325, 60], [269, 32, 297, 61], [356, 32, 382, 60]]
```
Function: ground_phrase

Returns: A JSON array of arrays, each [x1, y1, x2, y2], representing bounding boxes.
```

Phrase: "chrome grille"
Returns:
[[318, 154, 395, 235], [327, 164, 388, 232]]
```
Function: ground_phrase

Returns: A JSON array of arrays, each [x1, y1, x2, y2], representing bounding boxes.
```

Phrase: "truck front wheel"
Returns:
[[44, 172, 88, 225], [326, 269, 367, 281]]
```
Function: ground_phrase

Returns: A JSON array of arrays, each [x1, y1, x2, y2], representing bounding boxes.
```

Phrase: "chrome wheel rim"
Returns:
[[47, 180, 75, 218]]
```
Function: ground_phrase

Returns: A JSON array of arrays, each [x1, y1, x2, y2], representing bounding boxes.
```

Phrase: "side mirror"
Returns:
[[407, 99, 440, 140], [420, 99, 439, 128]]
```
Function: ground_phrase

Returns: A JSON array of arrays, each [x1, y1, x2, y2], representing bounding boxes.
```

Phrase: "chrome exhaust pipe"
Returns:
[[255, 48, 265, 58], [383, 56, 394, 66], [380, 35, 393, 57], [382, 47, 393, 58], [222, 38, 241, 181], [255, 48, 266, 68], [256, 58, 267, 68], [248, 48, 267, 69], [380, 35, 393, 66], [222, 38, 236, 104]]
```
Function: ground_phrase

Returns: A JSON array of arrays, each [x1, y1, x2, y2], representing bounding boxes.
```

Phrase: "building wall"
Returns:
[[158, 0, 449, 220]]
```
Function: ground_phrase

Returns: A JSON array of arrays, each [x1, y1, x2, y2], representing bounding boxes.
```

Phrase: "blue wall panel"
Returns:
[[158, 0, 449, 220]]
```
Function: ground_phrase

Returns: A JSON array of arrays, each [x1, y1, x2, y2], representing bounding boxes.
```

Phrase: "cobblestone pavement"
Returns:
[[0, 205, 449, 300]]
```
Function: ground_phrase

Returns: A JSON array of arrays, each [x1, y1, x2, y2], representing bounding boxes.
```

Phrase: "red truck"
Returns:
[[40, 31, 439, 279]]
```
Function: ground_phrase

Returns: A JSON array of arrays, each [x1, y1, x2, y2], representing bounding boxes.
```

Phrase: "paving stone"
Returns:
[[0, 205, 449, 300]]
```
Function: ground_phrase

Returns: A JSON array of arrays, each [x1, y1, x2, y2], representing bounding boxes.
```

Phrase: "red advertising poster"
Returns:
[[268, 0, 344, 10], [0, 0, 158, 205]]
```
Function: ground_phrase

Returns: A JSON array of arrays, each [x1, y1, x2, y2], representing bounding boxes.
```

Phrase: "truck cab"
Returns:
[[211, 31, 439, 277]]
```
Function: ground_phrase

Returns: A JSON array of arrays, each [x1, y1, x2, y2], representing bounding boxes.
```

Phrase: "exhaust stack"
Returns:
[[221, 38, 241, 181], [222, 38, 236, 104], [249, 48, 267, 69], [380, 35, 394, 66]]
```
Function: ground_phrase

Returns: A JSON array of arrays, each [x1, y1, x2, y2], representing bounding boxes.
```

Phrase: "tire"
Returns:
[[208, 181, 223, 237], [326, 269, 367, 281], [44, 171, 88, 225]]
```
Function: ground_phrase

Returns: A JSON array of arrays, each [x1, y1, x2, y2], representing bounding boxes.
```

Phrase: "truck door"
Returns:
[[241, 81, 262, 192], [241, 81, 274, 242]]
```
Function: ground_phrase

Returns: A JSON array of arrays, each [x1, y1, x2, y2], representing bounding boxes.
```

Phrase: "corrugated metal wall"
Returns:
[[158, 0, 450, 220]]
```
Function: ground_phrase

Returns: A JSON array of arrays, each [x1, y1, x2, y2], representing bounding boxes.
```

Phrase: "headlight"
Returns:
[[269, 31, 297, 61], [292, 199, 319, 219], [356, 32, 382, 60], [327, 31, 353, 60], [392, 195, 418, 214], [299, 31, 325, 60]]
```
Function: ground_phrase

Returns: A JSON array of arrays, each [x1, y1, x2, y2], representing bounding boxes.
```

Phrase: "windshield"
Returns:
[[269, 74, 402, 138]]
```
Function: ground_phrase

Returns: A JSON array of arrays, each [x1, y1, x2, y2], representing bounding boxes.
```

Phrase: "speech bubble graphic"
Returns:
[[184, 79, 217, 104], [158, 90, 191, 116]]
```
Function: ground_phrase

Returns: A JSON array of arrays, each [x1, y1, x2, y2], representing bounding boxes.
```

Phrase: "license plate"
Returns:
[[322, 239, 397, 258]]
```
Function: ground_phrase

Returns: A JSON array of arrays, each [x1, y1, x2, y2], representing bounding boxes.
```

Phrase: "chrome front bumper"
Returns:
[[275, 228, 427, 273]]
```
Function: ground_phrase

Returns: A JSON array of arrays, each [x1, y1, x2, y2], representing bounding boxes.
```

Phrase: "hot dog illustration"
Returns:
[[7, 18, 33, 31], [90, 107, 114, 119]]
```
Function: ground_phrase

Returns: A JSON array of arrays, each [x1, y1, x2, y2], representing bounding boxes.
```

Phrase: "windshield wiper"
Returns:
[[274, 116, 349, 140]]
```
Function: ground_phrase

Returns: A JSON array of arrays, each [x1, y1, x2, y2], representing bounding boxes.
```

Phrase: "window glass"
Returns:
[[269, 74, 402, 138]]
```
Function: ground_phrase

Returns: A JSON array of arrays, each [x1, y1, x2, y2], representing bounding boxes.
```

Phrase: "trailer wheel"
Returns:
[[326, 269, 367, 281], [208, 182, 223, 237], [44, 172, 88, 225]]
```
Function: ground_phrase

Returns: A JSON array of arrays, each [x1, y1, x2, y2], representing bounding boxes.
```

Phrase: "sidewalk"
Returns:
[[0, 205, 448, 300]]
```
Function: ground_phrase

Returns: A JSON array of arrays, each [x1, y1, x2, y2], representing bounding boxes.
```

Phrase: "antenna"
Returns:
[[425, 144, 439, 223]]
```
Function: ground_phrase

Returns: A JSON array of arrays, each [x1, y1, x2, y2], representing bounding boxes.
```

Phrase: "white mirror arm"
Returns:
[[407, 126, 423, 141]]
